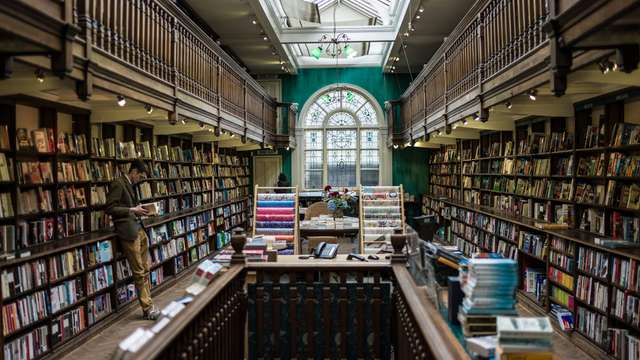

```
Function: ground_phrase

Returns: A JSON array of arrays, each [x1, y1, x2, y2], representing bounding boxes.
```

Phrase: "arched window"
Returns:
[[300, 86, 384, 189]]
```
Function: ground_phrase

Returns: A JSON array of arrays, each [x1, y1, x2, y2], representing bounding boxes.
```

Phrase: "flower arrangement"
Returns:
[[322, 185, 354, 218]]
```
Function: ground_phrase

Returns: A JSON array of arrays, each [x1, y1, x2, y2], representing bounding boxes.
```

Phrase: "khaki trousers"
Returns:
[[119, 229, 153, 312]]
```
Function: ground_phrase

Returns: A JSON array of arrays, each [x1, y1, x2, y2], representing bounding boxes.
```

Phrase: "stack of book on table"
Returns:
[[496, 316, 553, 359], [458, 256, 518, 336]]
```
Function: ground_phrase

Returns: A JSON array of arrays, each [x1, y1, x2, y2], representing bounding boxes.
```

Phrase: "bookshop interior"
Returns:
[[1, 0, 640, 359]]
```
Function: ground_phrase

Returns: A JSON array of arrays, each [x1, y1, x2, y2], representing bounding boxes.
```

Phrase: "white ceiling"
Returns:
[[182, 0, 474, 75]]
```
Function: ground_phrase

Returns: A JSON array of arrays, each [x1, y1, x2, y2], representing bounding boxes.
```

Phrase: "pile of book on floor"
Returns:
[[458, 256, 518, 336], [496, 316, 553, 359], [113, 260, 226, 359]]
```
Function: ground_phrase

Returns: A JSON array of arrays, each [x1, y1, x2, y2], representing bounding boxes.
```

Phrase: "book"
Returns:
[[16, 128, 33, 151]]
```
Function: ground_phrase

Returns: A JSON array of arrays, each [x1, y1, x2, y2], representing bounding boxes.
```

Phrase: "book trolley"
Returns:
[[252, 186, 299, 254], [359, 185, 405, 254]]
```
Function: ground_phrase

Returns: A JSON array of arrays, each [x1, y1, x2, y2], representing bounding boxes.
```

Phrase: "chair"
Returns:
[[307, 236, 338, 254], [304, 201, 330, 220]]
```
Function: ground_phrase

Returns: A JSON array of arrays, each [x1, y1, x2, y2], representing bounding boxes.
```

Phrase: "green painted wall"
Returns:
[[280, 67, 428, 198]]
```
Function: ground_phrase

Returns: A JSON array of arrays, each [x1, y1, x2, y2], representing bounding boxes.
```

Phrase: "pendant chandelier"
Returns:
[[310, 0, 357, 60]]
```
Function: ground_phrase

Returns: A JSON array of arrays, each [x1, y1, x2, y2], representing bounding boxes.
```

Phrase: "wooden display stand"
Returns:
[[359, 185, 405, 254], [252, 185, 300, 254]]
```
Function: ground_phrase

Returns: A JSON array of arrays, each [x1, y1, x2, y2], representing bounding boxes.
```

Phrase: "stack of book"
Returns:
[[458, 258, 518, 336], [496, 316, 553, 359]]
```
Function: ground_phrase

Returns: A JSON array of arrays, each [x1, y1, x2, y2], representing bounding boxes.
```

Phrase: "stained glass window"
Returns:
[[303, 86, 382, 188]]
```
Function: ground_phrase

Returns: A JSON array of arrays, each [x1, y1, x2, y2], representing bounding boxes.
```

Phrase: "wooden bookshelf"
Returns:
[[0, 99, 253, 359], [423, 91, 640, 357]]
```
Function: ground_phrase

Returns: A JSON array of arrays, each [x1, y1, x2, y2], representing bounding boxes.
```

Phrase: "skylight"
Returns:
[[257, 0, 409, 70]]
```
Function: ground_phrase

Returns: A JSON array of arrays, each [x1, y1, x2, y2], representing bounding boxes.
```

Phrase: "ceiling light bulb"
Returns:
[[230, 133, 235, 138], [286, 146, 290, 151], [403, 32, 409, 37], [473, 113, 480, 121], [612, 62, 619, 71], [419, 7, 424, 12], [35, 69, 45, 83], [528, 89, 537, 101], [463, 119, 468, 125], [416, 15, 421, 19], [145, 104, 153, 114], [180, 119, 186, 125], [344, 44, 357, 59], [252, 19, 257, 25], [393, 144, 399, 149], [263, 36, 268, 41], [311, 46, 323, 60], [438, 129, 443, 136], [117, 95, 126, 107], [506, 101, 512, 109], [452, 123, 458, 130]]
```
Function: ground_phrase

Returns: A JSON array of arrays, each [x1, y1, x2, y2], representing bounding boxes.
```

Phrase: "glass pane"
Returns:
[[357, 102, 377, 126], [327, 130, 356, 149], [305, 150, 322, 170], [360, 150, 379, 169], [327, 112, 356, 127], [360, 130, 379, 149], [327, 150, 356, 187], [304, 103, 326, 127], [361, 170, 379, 186], [318, 90, 342, 113], [305, 130, 323, 150], [342, 90, 366, 113], [305, 171, 323, 189]]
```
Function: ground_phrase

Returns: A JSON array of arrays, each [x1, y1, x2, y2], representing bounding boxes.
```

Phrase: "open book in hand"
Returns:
[[140, 202, 160, 216]]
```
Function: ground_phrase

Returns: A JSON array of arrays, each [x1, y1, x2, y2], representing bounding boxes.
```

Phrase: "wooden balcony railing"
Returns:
[[397, 0, 549, 136], [129, 257, 468, 360], [2, 0, 279, 142]]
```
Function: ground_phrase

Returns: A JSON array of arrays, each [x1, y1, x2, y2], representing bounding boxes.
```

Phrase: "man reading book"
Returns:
[[105, 159, 160, 320]]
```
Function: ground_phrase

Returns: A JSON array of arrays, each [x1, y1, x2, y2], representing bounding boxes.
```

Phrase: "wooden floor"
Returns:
[[58, 274, 193, 360]]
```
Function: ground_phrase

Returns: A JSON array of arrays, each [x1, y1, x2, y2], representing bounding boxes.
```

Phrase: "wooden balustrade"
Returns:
[[127, 259, 468, 360], [44, 0, 276, 139], [131, 265, 247, 360], [247, 263, 393, 359], [399, 0, 550, 134]]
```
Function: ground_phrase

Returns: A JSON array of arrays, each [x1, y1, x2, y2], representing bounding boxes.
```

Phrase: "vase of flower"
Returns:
[[322, 185, 354, 219]]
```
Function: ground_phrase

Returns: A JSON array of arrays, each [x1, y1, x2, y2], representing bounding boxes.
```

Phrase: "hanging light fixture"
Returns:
[[145, 104, 153, 114], [505, 101, 513, 110], [311, 1, 356, 60], [117, 95, 126, 107], [527, 89, 537, 101]]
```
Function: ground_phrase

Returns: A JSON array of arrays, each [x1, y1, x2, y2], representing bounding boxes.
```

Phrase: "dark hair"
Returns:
[[278, 173, 287, 182], [129, 159, 148, 175]]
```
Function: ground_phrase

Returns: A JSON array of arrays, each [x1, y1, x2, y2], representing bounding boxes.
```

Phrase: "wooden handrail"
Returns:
[[131, 264, 247, 360], [392, 264, 469, 360]]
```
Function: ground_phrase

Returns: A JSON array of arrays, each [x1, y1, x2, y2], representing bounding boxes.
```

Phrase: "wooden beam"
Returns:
[[153, 123, 205, 135], [90, 107, 167, 123]]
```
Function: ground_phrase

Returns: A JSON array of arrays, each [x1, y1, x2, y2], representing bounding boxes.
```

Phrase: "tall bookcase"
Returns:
[[0, 99, 252, 359], [424, 91, 640, 357]]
